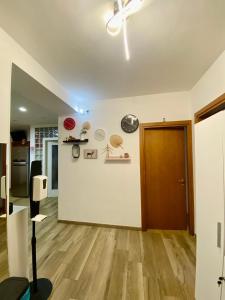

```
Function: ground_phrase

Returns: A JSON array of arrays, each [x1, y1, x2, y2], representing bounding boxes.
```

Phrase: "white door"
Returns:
[[195, 111, 225, 300], [220, 114, 225, 300], [47, 141, 58, 197]]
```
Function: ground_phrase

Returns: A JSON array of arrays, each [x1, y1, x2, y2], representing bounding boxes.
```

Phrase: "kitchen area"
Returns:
[[11, 131, 30, 200]]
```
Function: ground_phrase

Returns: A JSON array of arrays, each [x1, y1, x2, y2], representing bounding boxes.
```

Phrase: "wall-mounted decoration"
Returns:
[[105, 156, 131, 162], [110, 134, 123, 148], [124, 153, 129, 158], [80, 129, 87, 141], [64, 117, 76, 130], [102, 143, 131, 162], [102, 144, 113, 158], [80, 121, 91, 140], [72, 145, 80, 158], [94, 129, 106, 141], [104, 152, 131, 162], [63, 136, 88, 144], [121, 114, 139, 133], [82, 121, 91, 130], [84, 149, 98, 159]]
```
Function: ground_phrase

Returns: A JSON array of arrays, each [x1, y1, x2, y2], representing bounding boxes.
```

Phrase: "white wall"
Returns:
[[59, 92, 191, 227], [191, 50, 225, 113]]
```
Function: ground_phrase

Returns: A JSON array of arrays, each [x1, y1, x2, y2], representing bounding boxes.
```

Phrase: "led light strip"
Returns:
[[123, 18, 130, 61], [106, 0, 144, 61], [117, 0, 130, 60]]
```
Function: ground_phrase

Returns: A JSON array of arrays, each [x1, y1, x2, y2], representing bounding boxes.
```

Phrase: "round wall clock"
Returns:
[[64, 117, 76, 130], [94, 129, 105, 141], [121, 114, 139, 133]]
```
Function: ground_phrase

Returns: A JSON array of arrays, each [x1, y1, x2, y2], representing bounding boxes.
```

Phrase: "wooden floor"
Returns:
[[2, 197, 196, 299], [0, 217, 8, 281], [35, 199, 196, 300]]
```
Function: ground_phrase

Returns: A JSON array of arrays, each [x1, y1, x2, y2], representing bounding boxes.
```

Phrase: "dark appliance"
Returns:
[[11, 144, 30, 197], [10, 130, 27, 142]]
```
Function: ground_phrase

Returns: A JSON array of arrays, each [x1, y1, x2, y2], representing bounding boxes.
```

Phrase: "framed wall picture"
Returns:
[[84, 149, 98, 159]]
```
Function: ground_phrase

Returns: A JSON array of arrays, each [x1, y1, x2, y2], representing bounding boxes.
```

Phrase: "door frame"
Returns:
[[42, 138, 58, 197], [47, 141, 58, 197], [140, 120, 194, 235], [1, 144, 6, 214]]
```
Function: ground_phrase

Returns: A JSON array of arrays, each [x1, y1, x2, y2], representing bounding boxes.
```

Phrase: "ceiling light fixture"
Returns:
[[106, 0, 144, 60], [18, 106, 27, 112]]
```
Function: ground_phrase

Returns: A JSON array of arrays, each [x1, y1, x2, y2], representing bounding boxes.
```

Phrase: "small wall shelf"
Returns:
[[105, 157, 131, 162], [63, 139, 88, 145]]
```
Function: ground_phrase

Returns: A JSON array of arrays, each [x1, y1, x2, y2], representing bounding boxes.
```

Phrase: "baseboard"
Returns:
[[58, 219, 141, 231]]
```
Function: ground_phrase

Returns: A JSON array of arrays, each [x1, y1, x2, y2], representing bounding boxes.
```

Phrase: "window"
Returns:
[[35, 127, 58, 160]]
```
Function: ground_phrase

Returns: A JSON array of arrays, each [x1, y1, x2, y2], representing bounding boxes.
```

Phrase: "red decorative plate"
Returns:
[[64, 117, 76, 130]]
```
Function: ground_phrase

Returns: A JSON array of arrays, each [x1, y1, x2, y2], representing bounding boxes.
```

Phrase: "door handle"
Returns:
[[217, 222, 222, 248]]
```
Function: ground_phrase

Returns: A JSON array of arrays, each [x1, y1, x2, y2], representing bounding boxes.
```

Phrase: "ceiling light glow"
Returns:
[[19, 106, 27, 112], [106, 0, 143, 36], [106, 14, 123, 36], [106, 0, 143, 60], [123, 18, 130, 61]]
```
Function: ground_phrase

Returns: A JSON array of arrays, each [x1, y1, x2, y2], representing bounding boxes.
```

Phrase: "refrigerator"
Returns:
[[11, 145, 30, 197]]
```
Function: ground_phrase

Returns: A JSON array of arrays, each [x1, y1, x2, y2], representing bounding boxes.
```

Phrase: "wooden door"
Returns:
[[144, 127, 187, 230], [195, 111, 225, 300]]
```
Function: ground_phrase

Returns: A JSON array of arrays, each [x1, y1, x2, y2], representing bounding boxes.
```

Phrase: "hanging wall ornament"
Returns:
[[82, 121, 91, 130], [63, 117, 76, 130], [110, 134, 124, 149], [94, 129, 106, 141], [72, 145, 80, 158], [80, 121, 91, 140]]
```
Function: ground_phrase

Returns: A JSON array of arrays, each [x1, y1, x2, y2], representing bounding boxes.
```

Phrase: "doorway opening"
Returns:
[[140, 120, 194, 235], [43, 138, 58, 197], [9, 65, 64, 212]]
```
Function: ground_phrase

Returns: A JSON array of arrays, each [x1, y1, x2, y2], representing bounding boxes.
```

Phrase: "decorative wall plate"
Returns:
[[64, 117, 76, 130], [110, 134, 123, 148], [121, 114, 139, 133], [94, 129, 105, 141]]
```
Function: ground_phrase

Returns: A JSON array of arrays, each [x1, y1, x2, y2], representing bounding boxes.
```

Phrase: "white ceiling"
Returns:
[[1, 0, 225, 103], [11, 93, 58, 131], [11, 65, 75, 130]]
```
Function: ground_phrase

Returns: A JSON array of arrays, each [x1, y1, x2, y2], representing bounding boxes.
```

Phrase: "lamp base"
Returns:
[[30, 278, 53, 300]]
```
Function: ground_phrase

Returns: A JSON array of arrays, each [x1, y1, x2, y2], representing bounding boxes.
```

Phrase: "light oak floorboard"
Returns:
[[3, 198, 196, 299], [0, 218, 8, 281]]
